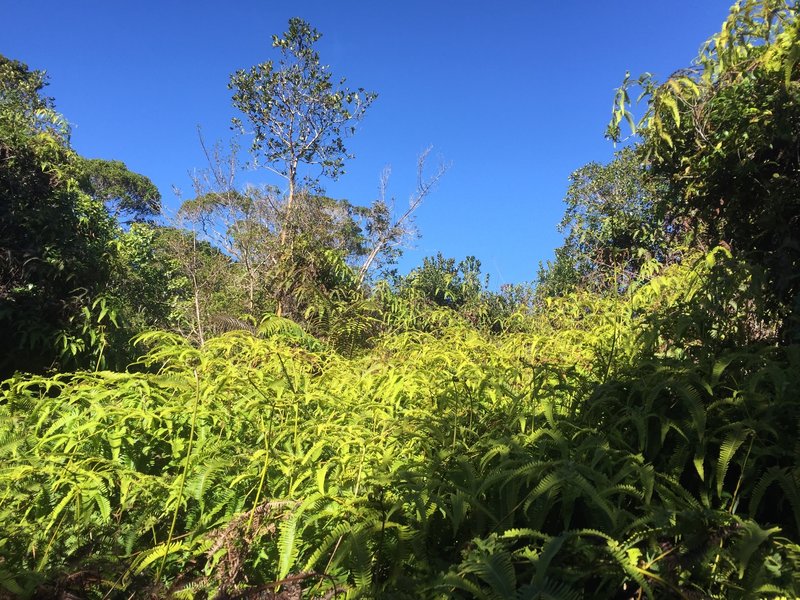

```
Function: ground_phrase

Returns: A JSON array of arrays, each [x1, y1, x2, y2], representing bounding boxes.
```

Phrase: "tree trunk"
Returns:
[[279, 165, 297, 248], [190, 232, 205, 346], [276, 165, 298, 318]]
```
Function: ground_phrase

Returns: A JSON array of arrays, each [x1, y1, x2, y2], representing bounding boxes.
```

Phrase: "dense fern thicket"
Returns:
[[2, 249, 800, 599], [4, 1, 800, 597]]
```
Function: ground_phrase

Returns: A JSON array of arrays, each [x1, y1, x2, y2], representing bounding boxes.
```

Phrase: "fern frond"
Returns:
[[716, 428, 749, 499]]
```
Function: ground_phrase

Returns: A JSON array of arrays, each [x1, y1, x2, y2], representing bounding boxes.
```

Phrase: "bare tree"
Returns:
[[358, 147, 449, 286]]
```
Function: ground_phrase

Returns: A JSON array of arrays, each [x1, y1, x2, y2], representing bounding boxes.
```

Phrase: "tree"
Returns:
[[78, 158, 161, 222], [176, 138, 377, 324], [609, 0, 800, 337], [537, 148, 678, 297], [229, 18, 376, 248], [357, 148, 449, 285], [111, 223, 185, 332], [0, 54, 62, 135], [150, 224, 238, 345], [0, 55, 118, 374], [403, 253, 487, 310]]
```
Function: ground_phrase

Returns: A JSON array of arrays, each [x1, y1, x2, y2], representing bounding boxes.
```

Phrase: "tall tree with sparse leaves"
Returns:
[[229, 18, 376, 249]]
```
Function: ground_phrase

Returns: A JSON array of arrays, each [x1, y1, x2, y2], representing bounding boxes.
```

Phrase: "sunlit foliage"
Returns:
[[2, 3, 800, 598]]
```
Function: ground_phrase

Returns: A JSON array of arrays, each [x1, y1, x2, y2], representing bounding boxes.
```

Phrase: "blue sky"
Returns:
[[3, 0, 733, 288]]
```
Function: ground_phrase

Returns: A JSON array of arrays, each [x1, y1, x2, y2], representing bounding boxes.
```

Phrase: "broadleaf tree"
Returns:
[[537, 148, 679, 297], [608, 0, 800, 338], [0, 55, 119, 375], [229, 18, 377, 248], [78, 158, 161, 222]]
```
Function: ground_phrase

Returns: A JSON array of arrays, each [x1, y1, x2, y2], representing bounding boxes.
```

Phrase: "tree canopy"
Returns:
[[0, 55, 118, 374], [79, 158, 161, 221], [538, 148, 678, 297]]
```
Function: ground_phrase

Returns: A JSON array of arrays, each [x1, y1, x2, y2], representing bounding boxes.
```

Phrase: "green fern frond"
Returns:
[[277, 511, 300, 579], [716, 427, 750, 500]]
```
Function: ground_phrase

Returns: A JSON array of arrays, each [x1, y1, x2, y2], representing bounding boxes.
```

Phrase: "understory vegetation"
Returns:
[[2, 1, 800, 598]]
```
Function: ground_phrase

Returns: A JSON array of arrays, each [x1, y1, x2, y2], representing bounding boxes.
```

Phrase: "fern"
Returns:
[[716, 428, 750, 500], [2, 244, 800, 597]]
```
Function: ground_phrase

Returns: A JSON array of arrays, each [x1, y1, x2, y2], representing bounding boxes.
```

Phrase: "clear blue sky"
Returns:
[[3, 0, 733, 288]]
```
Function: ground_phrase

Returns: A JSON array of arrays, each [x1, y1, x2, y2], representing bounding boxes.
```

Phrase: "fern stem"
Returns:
[[94, 332, 106, 372], [602, 315, 620, 384], [38, 510, 67, 572], [157, 368, 201, 581], [354, 445, 367, 497], [248, 412, 272, 531], [729, 435, 754, 515], [630, 564, 688, 599], [323, 535, 345, 579], [246, 373, 277, 531], [276, 353, 296, 393], [452, 399, 459, 449]]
